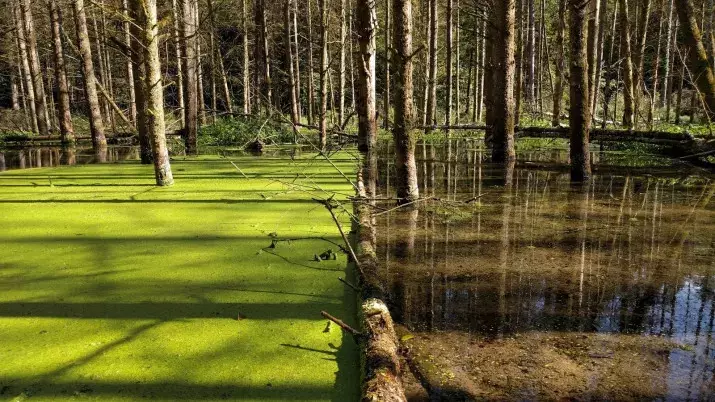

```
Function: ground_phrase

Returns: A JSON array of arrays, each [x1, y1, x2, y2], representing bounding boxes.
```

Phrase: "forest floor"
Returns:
[[0, 150, 360, 401]]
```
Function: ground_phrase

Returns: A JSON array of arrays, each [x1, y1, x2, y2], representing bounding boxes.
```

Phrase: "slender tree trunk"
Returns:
[[132, 0, 174, 185], [20, 0, 50, 136], [73, 0, 107, 151], [455, 0, 461, 124], [553, 0, 566, 126], [196, 5, 206, 124], [319, 0, 328, 148], [91, 7, 109, 129], [515, 0, 524, 125], [356, 0, 377, 152], [445, 0, 453, 133], [123, 0, 137, 126], [648, 0, 666, 128], [181, 0, 198, 154], [208, 0, 218, 122], [618, 0, 636, 128], [676, 0, 715, 120], [11, 73, 20, 111], [633, 0, 652, 127], [384, 0, 391, 129], [242, 0, 250, 114], [569, 0, 591, 182], [587, 0, 601, 120], [592, 0, 608, 121], [307, 0, 316, 124], [14, 1, 37, 133], [49, 0, 75, 143], [526, 0, 536, 104], [661, 0, 674, 106], [129, 0, 152, 163], [477, 18, 486, 121], [293, 0, 302, 119], [675, 51, 685, 123], [425, 0, 437, 129], [338, 0, 347, 124], [666, 18, 678, 120], [489, 0, 516, 163], [392, 0, 419, 203], [603, 3, 618, 128], [285, 0, 299, 141]]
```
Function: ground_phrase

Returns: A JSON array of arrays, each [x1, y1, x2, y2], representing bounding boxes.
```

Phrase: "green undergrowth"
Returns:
[[0, 151, 360, 401]]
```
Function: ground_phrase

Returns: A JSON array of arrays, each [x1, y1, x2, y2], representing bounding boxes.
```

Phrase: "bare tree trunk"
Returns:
[[356, 0, 377, 152], [476, 18, 486, 121], [425, 0, 437, 129], [91, 7, 109, 130], [618, 0, 636, 128], [489, 0, 516, 163], [73, 0, 107, 152], [285, 0, 299, 141], [181, 0, 198, 154], [633, 0, 652, 128], [11, 73, 20, 111], [293, 0, 302, 119], [445, 0, 453, 133], [392, 0, 419, 203], [338, 0, 347, 124], [132, 0, 174, 185], [20, 0, 50, 136], [592, 0, 608, 121], [319, 0, 328, 148], [553, 0, 566, 126], [307, 0, 315, 124], [676, 0, 715, 120], [49, 0, 75, 143], [569, 0, 591, 182], [196, 5, 206, 124], [603, 3, 618, 128], [129, 0, 152, 163], [648, 0, 666, 128], [13, 1, 37, 133], [661, 0, 674, 106], [666, 18, 678, 121], [526, 0, 536, 105], [208, 0, 218, 122], [384, 0, 391, 129], [455, 0, 461, 124], [515, 0, 524, 125], [675, 49, 685, 123], [242, 0, 250, 114], [587, 0, 602, 120], [123, 0, 137, 125]]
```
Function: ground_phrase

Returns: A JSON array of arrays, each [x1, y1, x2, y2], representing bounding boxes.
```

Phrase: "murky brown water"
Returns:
[[373, 140, 714, 400]]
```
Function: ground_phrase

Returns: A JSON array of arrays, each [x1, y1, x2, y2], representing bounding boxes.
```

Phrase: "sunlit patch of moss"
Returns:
[[0, 152, 360, 401]]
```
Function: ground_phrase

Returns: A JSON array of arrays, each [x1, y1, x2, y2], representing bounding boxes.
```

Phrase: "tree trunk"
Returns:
[[455, 0, 461, 124], [11, 73, 20, 111], [661, 0, 674, 106], [307, 0, 315, 124], [123, 0, 138, 126], [319, 0, 328, 148], [553, 0, 566, 126], [293, 0, 302, 119], [587, 0, 601, 120], [476, 18, 486, 121], [285, 0, 299, 141], [130, 0, 152, 163], [488, 0, 516, 163], [384, 0, 391, 129], [675, 0, 715, 120], [392, 0, 419, 203], [569, 0, 592, 182], [648, 0, 666, 128], [633, 0, 652, 128], [49, 0, 75, 143], [338, 0, 347, 125], [73, 0, 107, 152], [208, 0, 218, 122], [131, 0, 174, 185], [242, 0, 250, 114], [425, 0, 437, 129], [618, 0, 636, 128], [20, 0, 50, 136], [181, 0, 198, 154], [445, 0, 453, 133], [526, 0, 536, 104], [515, 0, 524, 125], [13, 1, 37, 133], [356, 0, 377, 152], [592, 0, 608, 121]]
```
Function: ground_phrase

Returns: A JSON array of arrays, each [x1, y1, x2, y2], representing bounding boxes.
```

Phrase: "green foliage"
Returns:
[[198, 117, 296, 146]]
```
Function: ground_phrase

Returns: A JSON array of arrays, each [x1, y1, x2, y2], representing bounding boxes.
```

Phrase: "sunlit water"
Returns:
[[373, 140, 714, 399]]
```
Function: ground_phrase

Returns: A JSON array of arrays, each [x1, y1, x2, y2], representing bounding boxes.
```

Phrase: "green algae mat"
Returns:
[[0, 151, 360, 401]]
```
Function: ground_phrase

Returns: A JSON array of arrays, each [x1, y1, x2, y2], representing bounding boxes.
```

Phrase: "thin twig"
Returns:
[[371, 197, 435, 217], [321, 311, 362, 338], [229, 161, 248, 178], [338, 277, 359, 292]]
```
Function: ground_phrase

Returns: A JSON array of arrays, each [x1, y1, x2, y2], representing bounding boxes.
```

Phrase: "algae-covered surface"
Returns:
[[374, 140, 715, 400], [0, 149, 360, 401]]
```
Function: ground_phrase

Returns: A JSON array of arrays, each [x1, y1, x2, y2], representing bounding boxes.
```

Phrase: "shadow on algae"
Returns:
[[0, 153, 360, 401]]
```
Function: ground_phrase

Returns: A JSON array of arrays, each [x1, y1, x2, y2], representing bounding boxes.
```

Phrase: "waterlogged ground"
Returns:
[[374, 140, 714, 400], [0, 147, 359, 401]]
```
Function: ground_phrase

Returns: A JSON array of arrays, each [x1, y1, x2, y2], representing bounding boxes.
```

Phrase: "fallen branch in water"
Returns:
[[321, 310, 363, 340], [371, 197, 436, 217], [338, 277, 359, 292], [315, 197, 364, 277]]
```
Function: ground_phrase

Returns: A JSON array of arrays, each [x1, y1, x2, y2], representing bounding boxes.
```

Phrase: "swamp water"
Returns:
[[372, 140, 714, 400]]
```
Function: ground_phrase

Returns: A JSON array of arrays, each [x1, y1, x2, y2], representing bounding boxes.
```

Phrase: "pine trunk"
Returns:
[[49, 0, 75, 143], [489, 0, 516, 163], [181, 0, 198, 154], [569, 0, 592, 182], [356, 0, 377, 152]]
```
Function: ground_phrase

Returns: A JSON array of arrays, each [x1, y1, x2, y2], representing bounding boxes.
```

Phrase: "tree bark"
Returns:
[[338, 0, 347, 124], [20, 0, 50, 136], [307, 0, 315, 124], [489, 0, 516, 163], [392, 0, 419, 203], [123, 0, 137, 126], [13, 1, 37, 133], [569, 0, 592, 182], [356, 0, 377, 152], [319, 0, 328, 148], [181, 0, 198, 154], [633, 0, 652, 128], [587, 0, 601, 120], [384, 0, 391, 129], [553, 0, 566, 126], [131, 0, 174, 186], [661, 0, 674, 106], [618, 0, 636, 128], [73, 0, 107, 152], [49, 0, 75, 143], [675, 0, 715, 121], [425, 0, 438, 129], [242, 0, 250, 114], [129, 0, 152, 163], [285, 0, 299, 141], [445, 0, 453, 133], [526, 0, 536, 104]]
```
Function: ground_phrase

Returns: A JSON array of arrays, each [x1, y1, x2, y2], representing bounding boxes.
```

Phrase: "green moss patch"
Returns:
[[0, 152, 360, 401]]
